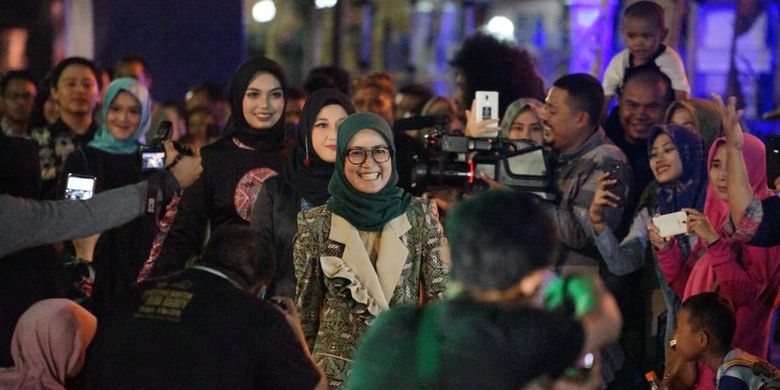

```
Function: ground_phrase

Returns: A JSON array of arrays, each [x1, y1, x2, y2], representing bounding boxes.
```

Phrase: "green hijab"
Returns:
[[327, 112, 412, 231]]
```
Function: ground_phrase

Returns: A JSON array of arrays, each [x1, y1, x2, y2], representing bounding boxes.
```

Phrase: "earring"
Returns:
[[303, 135, 312, 167]]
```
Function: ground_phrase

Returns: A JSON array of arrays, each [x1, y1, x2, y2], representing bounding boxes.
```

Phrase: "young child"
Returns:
[[602, 1, 690, 110], [672, 292, 780, 390]]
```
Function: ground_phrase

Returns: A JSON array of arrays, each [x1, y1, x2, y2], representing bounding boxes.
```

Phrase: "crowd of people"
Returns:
[[1, 1, 780, 389]]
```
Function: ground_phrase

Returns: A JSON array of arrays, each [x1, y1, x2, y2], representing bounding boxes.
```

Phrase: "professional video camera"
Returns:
[[139, 121, 193, 171], [411, 128, 557, 201]]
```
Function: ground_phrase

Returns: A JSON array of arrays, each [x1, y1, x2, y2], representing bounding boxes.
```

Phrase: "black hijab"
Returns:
[[222, 56, 288, 152], [284, 88, 355, 206]]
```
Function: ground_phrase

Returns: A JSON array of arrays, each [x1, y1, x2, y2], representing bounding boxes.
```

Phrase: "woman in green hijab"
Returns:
[[294, 112, 449, 388]]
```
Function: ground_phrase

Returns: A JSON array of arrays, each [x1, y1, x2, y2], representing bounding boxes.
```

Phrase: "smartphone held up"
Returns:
[[474, 91, 499, 138], [652, 211, 688, 238], [65, 174, 96, 200]]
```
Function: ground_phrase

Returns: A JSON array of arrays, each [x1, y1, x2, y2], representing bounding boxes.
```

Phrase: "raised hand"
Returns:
[[711, 93, 744, 149], [588, 172, 621, 235]]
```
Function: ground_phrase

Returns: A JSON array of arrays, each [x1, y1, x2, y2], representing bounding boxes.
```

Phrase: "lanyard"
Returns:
[[192, 266, 246, 291]]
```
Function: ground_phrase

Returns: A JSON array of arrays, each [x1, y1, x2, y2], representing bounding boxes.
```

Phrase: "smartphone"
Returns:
[[603, 159, 623, 192], [64, 174, 96, 200], [474, 91, 499, 138], [652, 211, 688, 238], [604, 160, 622, 179], [767, 135, 780, 189], [141, 151, 166, 170]]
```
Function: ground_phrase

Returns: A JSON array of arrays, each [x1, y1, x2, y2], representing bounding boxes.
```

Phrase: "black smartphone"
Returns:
[[64, 174, 96, 200], [604, 160, 622, 180], [767, 135, 780, 189], [603, 159, 623, 193]]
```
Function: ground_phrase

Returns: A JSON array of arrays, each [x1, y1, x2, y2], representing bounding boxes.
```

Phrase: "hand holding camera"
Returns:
[[163, 141, 202, 189], [140, 121, 193, 171]]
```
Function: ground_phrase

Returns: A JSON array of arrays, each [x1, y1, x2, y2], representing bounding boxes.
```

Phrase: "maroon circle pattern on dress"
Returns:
[[234, 167, 278, 221]]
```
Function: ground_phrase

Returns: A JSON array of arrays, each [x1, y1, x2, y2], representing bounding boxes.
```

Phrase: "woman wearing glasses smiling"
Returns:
[[294, 112, 449, 388]]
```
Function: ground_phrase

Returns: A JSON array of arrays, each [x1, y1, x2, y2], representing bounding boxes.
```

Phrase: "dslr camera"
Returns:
[[140, 121, 193, 171]]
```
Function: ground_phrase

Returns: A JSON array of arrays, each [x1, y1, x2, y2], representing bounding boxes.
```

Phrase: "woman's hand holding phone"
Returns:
[[589, 172, 621, 235], [648, 219, 673, 251], [464, 99, 500, 137], [682, 208, 719, 246]]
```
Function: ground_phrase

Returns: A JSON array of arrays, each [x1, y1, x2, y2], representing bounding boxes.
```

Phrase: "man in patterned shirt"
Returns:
[[540, 73, 634, 388], [541, 73, 632, 276]]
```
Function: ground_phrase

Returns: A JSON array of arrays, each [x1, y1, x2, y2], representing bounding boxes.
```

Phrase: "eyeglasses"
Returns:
[[345, 146, 392, 165]]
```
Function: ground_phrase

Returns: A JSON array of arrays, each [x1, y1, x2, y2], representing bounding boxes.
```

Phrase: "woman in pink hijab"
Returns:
[[0, 299, 97, 390], [651, 132, 780, 389]]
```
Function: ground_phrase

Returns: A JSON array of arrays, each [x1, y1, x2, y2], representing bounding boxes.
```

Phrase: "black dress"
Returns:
[[59, 146, 155, 315], [250, 176, 303, 298], [148, 135, 290, 278]]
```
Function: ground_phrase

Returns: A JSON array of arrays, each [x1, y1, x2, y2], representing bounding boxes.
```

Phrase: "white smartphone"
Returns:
[[652, 211, 688, 238], [65, 174, 96, 200], [474, 91, 499, 138]]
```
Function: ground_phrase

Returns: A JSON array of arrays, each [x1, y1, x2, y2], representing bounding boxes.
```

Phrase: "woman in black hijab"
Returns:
[[251, 88, 355, 297], [146, 57, 292, 278]]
